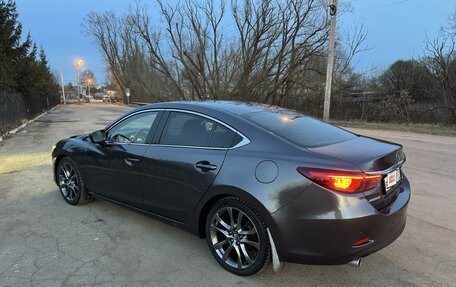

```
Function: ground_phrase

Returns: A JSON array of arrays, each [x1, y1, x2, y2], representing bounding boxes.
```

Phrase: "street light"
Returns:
[[74, 59, 83, 104]]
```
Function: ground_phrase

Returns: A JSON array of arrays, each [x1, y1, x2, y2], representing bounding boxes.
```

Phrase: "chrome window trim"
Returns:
[[150, 144, 227, 150], [103, 107, 251, 149], [104, 142, 151, 147], [231, 134, 250, 149], [163, 109, 251, 150]]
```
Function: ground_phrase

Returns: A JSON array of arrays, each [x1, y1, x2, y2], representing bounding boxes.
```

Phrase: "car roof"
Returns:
[[138, 101, 291, 116]]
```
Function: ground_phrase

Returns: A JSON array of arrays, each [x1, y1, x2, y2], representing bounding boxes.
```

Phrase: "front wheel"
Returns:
[[205, 197, 271, 276], [57, 158, 91, 205]]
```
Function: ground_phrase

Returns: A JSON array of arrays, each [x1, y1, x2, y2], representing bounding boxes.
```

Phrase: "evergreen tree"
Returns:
[[0, 0, 59, 113]]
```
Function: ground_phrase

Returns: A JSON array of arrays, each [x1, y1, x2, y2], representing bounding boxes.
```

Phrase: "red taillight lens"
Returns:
[[363, 174, 383, 191], [353, 237, 370, 247], [297, 167, 382, 194]]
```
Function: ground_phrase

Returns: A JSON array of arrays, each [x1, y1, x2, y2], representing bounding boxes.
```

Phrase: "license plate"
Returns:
[[384, 168, 401, 191]]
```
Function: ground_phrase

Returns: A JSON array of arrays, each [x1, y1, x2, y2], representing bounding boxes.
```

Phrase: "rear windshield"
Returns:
[[244, 111, 356, 147]]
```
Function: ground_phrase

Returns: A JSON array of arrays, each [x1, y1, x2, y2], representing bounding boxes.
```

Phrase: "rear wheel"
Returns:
[[57, 158, 91, 205], [205, 197, 271, 276]]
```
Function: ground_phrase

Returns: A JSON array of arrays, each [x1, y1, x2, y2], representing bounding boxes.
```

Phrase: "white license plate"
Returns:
[[384, 168, 401, 191]]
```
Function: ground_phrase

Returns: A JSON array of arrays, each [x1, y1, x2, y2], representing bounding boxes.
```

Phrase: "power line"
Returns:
[[354, 0, 413, 12]]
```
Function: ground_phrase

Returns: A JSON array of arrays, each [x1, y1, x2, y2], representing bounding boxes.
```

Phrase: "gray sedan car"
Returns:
[[52, 101, 410, 276]]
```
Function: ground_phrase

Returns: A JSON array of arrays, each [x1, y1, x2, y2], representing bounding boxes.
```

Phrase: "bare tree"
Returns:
[[423, 32, 456, 123], [84, 0, 368, 109], [83, 10, 169, 103]]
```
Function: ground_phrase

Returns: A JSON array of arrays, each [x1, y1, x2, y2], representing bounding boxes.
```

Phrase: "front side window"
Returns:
[[159, 112, 236, 148], [107, 112, 159, 143]]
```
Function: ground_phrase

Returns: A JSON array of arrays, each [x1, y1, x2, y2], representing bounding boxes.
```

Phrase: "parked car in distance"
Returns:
[[102, 95, 111, 102], [102, 95, 118, 103], [51, 101, 410, 276]]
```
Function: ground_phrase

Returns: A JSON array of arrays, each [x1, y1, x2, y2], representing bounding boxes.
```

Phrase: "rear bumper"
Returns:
[[271, 176, 411, 265]]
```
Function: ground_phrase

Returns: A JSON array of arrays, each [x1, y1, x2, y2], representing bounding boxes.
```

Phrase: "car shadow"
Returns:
[[1, 188, 424, 286]]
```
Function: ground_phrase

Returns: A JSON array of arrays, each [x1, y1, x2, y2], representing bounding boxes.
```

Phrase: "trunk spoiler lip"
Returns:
[[364, 157, 406, 176], [353, 134, 404, 149]]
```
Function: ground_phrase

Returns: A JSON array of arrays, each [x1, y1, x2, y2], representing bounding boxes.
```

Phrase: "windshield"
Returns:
[[244, 111, 357, 148]]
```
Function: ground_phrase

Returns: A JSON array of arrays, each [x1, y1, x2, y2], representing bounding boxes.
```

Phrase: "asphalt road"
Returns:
[[0, 104, 455, 286]]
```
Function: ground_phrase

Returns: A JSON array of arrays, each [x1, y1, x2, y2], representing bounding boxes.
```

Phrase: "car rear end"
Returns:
[[273, 145, 410, 265], [243, 110, 411, 265]]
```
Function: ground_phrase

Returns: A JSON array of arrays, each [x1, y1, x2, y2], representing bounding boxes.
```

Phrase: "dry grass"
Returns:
[[332, 121, 456, 137], [0, 152, 51, 174]]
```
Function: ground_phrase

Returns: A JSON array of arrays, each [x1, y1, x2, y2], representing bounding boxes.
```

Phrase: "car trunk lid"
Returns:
[[308, 136, 405, 210], [307, 136, 404, 172]]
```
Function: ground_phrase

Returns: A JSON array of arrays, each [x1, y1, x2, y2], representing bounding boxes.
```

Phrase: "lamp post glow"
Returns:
[[74, 59, 83, 104]]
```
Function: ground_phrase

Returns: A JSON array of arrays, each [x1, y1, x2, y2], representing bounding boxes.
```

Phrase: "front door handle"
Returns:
[[195, 161, 217, 171], [125, 157, 140, 166]]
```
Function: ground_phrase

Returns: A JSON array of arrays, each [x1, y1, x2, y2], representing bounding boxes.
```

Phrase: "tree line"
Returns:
[[351, 13, 456, 125], [0, 0, 59, 118], [85, 0, 456, 125], [84, 1, 366, 104]]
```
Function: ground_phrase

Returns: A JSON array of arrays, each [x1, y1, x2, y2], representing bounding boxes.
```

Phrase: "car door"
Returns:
[[83, 110, 162, 208], [141, 111, 240, 222]]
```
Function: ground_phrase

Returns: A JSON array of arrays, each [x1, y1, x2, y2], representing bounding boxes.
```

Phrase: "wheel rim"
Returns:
[[58, 162, 80, 202], [210, 207, 260, 269]]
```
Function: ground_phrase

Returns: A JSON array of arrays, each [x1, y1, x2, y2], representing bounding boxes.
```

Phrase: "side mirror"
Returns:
[[89, 130, 106, 144]]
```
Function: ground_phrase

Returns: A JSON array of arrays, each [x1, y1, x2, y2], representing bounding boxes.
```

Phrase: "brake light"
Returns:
[[297, 167, 382, 194]]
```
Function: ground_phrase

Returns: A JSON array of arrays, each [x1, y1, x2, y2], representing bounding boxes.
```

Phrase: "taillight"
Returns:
[[297, 167, 382, 194]]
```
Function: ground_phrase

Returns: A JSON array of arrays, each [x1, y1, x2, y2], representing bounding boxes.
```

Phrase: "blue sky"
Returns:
[[15, 0, 455, 85]]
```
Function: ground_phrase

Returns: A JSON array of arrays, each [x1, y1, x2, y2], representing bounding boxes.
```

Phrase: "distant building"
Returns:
[[61, 84, 79, 103], [343, 91, 386, 103], [106, 90, 117, 100], [93, 92, 104, 100]]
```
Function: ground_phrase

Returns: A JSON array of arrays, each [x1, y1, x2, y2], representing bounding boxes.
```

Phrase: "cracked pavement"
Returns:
[[0, 104, 455, 286]]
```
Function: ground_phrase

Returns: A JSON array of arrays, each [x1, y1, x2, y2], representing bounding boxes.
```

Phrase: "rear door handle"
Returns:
[[195, 161, 217, 171], [125, 157, 140, 166]]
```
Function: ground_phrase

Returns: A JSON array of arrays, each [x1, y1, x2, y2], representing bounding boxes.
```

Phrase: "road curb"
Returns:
[[0, 105, 60, 142]]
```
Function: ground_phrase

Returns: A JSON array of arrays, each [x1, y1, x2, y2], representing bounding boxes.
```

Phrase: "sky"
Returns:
[[15, 0, 456, 86]]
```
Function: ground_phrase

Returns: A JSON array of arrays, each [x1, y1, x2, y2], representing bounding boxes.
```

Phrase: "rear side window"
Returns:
[[159, 112, 236, 148], [244, 111, 356, 147], [208, 124, 236, 148]]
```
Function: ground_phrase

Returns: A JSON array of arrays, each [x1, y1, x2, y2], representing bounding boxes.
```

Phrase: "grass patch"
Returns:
[[332, 121, 456, 137]]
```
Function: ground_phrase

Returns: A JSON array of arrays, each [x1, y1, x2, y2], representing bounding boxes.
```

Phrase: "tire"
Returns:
[[56, 157, 91, 205], [205, 197, 271, 276]]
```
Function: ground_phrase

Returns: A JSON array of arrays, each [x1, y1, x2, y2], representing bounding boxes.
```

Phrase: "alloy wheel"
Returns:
[[58, 162, 80, 202], [209, 207, 260, 269]]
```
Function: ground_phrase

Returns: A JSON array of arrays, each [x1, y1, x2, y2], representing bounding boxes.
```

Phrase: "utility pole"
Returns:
[[323, 0, 338, 121], [76, 65, 80, 105], [60, 70, 66, 105]]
